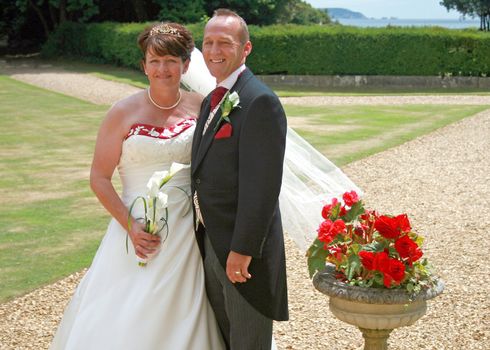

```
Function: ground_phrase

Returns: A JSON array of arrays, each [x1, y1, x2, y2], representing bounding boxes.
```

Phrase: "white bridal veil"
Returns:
[[182, 49, 362, 251]]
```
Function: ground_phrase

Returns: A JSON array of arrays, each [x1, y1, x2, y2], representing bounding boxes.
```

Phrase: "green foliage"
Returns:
[[42, 22, 490, 77], [275, 0, 330, 25], [3, 0, 330, 51], [306, 238, 328, 277], [249, 25, 490, 76], [204, 0, 286, 25], [42, 21, 208, 69], [343, 201, 365, 222], [42, 21, 88, 58], [201, 0, 330, 25], [155, 0, 206, 23], [1, 0, 98, 51], [440, 0, 490, 31], [345, 251, 361, 280]]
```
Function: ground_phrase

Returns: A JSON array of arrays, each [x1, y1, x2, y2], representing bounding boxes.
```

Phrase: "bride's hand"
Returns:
[[128, 221, 161, 259]]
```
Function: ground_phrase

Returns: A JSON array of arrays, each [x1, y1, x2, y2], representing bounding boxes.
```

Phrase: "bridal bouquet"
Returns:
[[127, 162, 190, 266], [307, 191, 437, 294]]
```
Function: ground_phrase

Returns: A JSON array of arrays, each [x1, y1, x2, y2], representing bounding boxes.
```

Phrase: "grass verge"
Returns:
[[285, 104, 488, 165], [0, 69, 488, 303], [0, 76, 110, 302]]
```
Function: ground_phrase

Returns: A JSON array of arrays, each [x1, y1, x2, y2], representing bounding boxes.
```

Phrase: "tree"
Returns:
[[203, 0, 285, 25], [1, 0, 332, 52], [130, 0, 150, 21], [275, 0, 331, 25], [203, 0, 330, 25], [0, 0, 98, 47], [154, 0, 206, 23], [440, 0, 490, 31], [0, 0, 158, 50]]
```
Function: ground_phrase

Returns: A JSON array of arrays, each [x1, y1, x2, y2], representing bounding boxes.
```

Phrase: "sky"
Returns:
[[305, 0, 463, 19]]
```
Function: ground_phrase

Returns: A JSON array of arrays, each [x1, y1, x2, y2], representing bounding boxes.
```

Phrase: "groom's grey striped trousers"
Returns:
[[203, 232, 273, 350]]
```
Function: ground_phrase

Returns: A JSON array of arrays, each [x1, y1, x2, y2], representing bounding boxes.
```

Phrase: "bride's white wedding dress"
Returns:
[[52, 48, 361, 350], [50, 119, 225, 350]]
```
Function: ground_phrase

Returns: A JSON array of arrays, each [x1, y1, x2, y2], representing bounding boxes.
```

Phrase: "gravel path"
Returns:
[[1, 60, 489, 350], [282, 95, 490, 106], [2, 59, 490, 106]]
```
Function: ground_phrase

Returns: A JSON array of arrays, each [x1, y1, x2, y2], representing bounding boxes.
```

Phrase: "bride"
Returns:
[[51, 21, 360, 350], [50, 23, 225, 349]]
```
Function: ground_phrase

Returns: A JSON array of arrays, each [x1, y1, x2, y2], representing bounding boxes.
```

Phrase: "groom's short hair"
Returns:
[[212, 8, 250, 44]]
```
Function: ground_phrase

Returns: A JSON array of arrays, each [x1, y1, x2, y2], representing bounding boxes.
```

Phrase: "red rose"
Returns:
[[396, 214, 411, 233], [317, 220, 334, 244], [328, 246, 344, 262], [382, 259, 406, 287], [374, 216, 400, 239], [322, 198, 339, 219], [359, 250, 376, 270], [342, 190, 359, 207], [317, 219, 346, 244], [395, 235, 423, 264], [374, 214, 411, 240], [333, 219, 346, 233], [373, 251, 390, 271]]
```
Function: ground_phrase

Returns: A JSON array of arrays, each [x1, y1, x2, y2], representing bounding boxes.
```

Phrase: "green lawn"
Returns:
[[286, 104, 489, 165], [0, 72, 488, 303], [0, 76, 110, 302], [272, 85, 490, 97]]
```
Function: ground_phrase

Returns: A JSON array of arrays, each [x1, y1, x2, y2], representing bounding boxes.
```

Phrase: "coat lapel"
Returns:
[[192, 107, 221, 175], [192, 69, 254, 175], [192, 97, 211, 173]]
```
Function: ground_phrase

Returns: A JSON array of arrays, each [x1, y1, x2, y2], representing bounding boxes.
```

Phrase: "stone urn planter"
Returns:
[[313, 265, 444, 350]]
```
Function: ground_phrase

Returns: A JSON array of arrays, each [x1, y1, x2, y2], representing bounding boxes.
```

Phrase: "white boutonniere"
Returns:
[[214, 91, 240, 131]]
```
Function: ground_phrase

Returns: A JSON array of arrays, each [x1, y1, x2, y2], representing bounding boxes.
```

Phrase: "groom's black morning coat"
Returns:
[[191, 68, 289, 321]]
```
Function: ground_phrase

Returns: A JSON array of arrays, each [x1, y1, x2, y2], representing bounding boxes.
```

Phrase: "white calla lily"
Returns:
[[128, 163, 191, 266], [169, 162, 191, 177], [155, 192, 169, 211], [147, 171, 168, 197]]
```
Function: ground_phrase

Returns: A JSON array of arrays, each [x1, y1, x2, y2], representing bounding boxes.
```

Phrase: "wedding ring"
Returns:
[[234, 271, 241, 275]]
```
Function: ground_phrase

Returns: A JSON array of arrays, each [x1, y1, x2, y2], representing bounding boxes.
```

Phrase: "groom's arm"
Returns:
[[230, 92, 287, 259]]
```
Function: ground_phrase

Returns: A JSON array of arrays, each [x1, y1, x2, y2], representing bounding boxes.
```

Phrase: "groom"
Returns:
[[191, 8, 289, 350]]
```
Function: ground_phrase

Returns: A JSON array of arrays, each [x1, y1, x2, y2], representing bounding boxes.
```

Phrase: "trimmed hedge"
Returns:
[[42, 22, 490, 76]]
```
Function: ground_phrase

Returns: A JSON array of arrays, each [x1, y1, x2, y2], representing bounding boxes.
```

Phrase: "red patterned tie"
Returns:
[[210, 86, 228, 110]]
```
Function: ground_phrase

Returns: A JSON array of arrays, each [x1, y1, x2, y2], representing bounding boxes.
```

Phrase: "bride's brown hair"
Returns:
[[138, 22, 194, 63]]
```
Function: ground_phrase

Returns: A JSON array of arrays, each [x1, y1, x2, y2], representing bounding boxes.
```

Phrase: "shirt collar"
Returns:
[[218, 64, 246, 91]]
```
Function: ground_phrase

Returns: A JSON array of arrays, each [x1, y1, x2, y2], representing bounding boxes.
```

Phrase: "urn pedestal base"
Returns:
[[313, 265, 444, 350], [359, 328, 392, 350]]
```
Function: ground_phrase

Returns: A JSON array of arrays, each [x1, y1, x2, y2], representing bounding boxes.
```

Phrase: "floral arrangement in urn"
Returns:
[[307, 191, 437, 295]]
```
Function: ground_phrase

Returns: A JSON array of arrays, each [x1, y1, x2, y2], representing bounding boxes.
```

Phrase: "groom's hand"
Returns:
[[226, 251, 252, 283]]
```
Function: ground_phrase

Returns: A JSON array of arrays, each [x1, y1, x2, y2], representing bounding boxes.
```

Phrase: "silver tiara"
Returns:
[[149, 24, 182, 38]]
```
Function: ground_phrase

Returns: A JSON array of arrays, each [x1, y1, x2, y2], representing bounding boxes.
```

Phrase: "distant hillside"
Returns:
[[320, 8, 367, 19]]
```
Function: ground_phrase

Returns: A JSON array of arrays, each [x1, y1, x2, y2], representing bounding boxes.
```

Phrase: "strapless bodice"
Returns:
[[117, 120, 195, 206]]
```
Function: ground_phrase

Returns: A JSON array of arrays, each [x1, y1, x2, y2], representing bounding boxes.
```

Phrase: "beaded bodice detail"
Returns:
[[117, 119, 196, 205]]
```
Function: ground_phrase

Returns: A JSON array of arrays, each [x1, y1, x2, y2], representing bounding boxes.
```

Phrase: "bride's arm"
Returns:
[[89, 102, 159, 258]]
